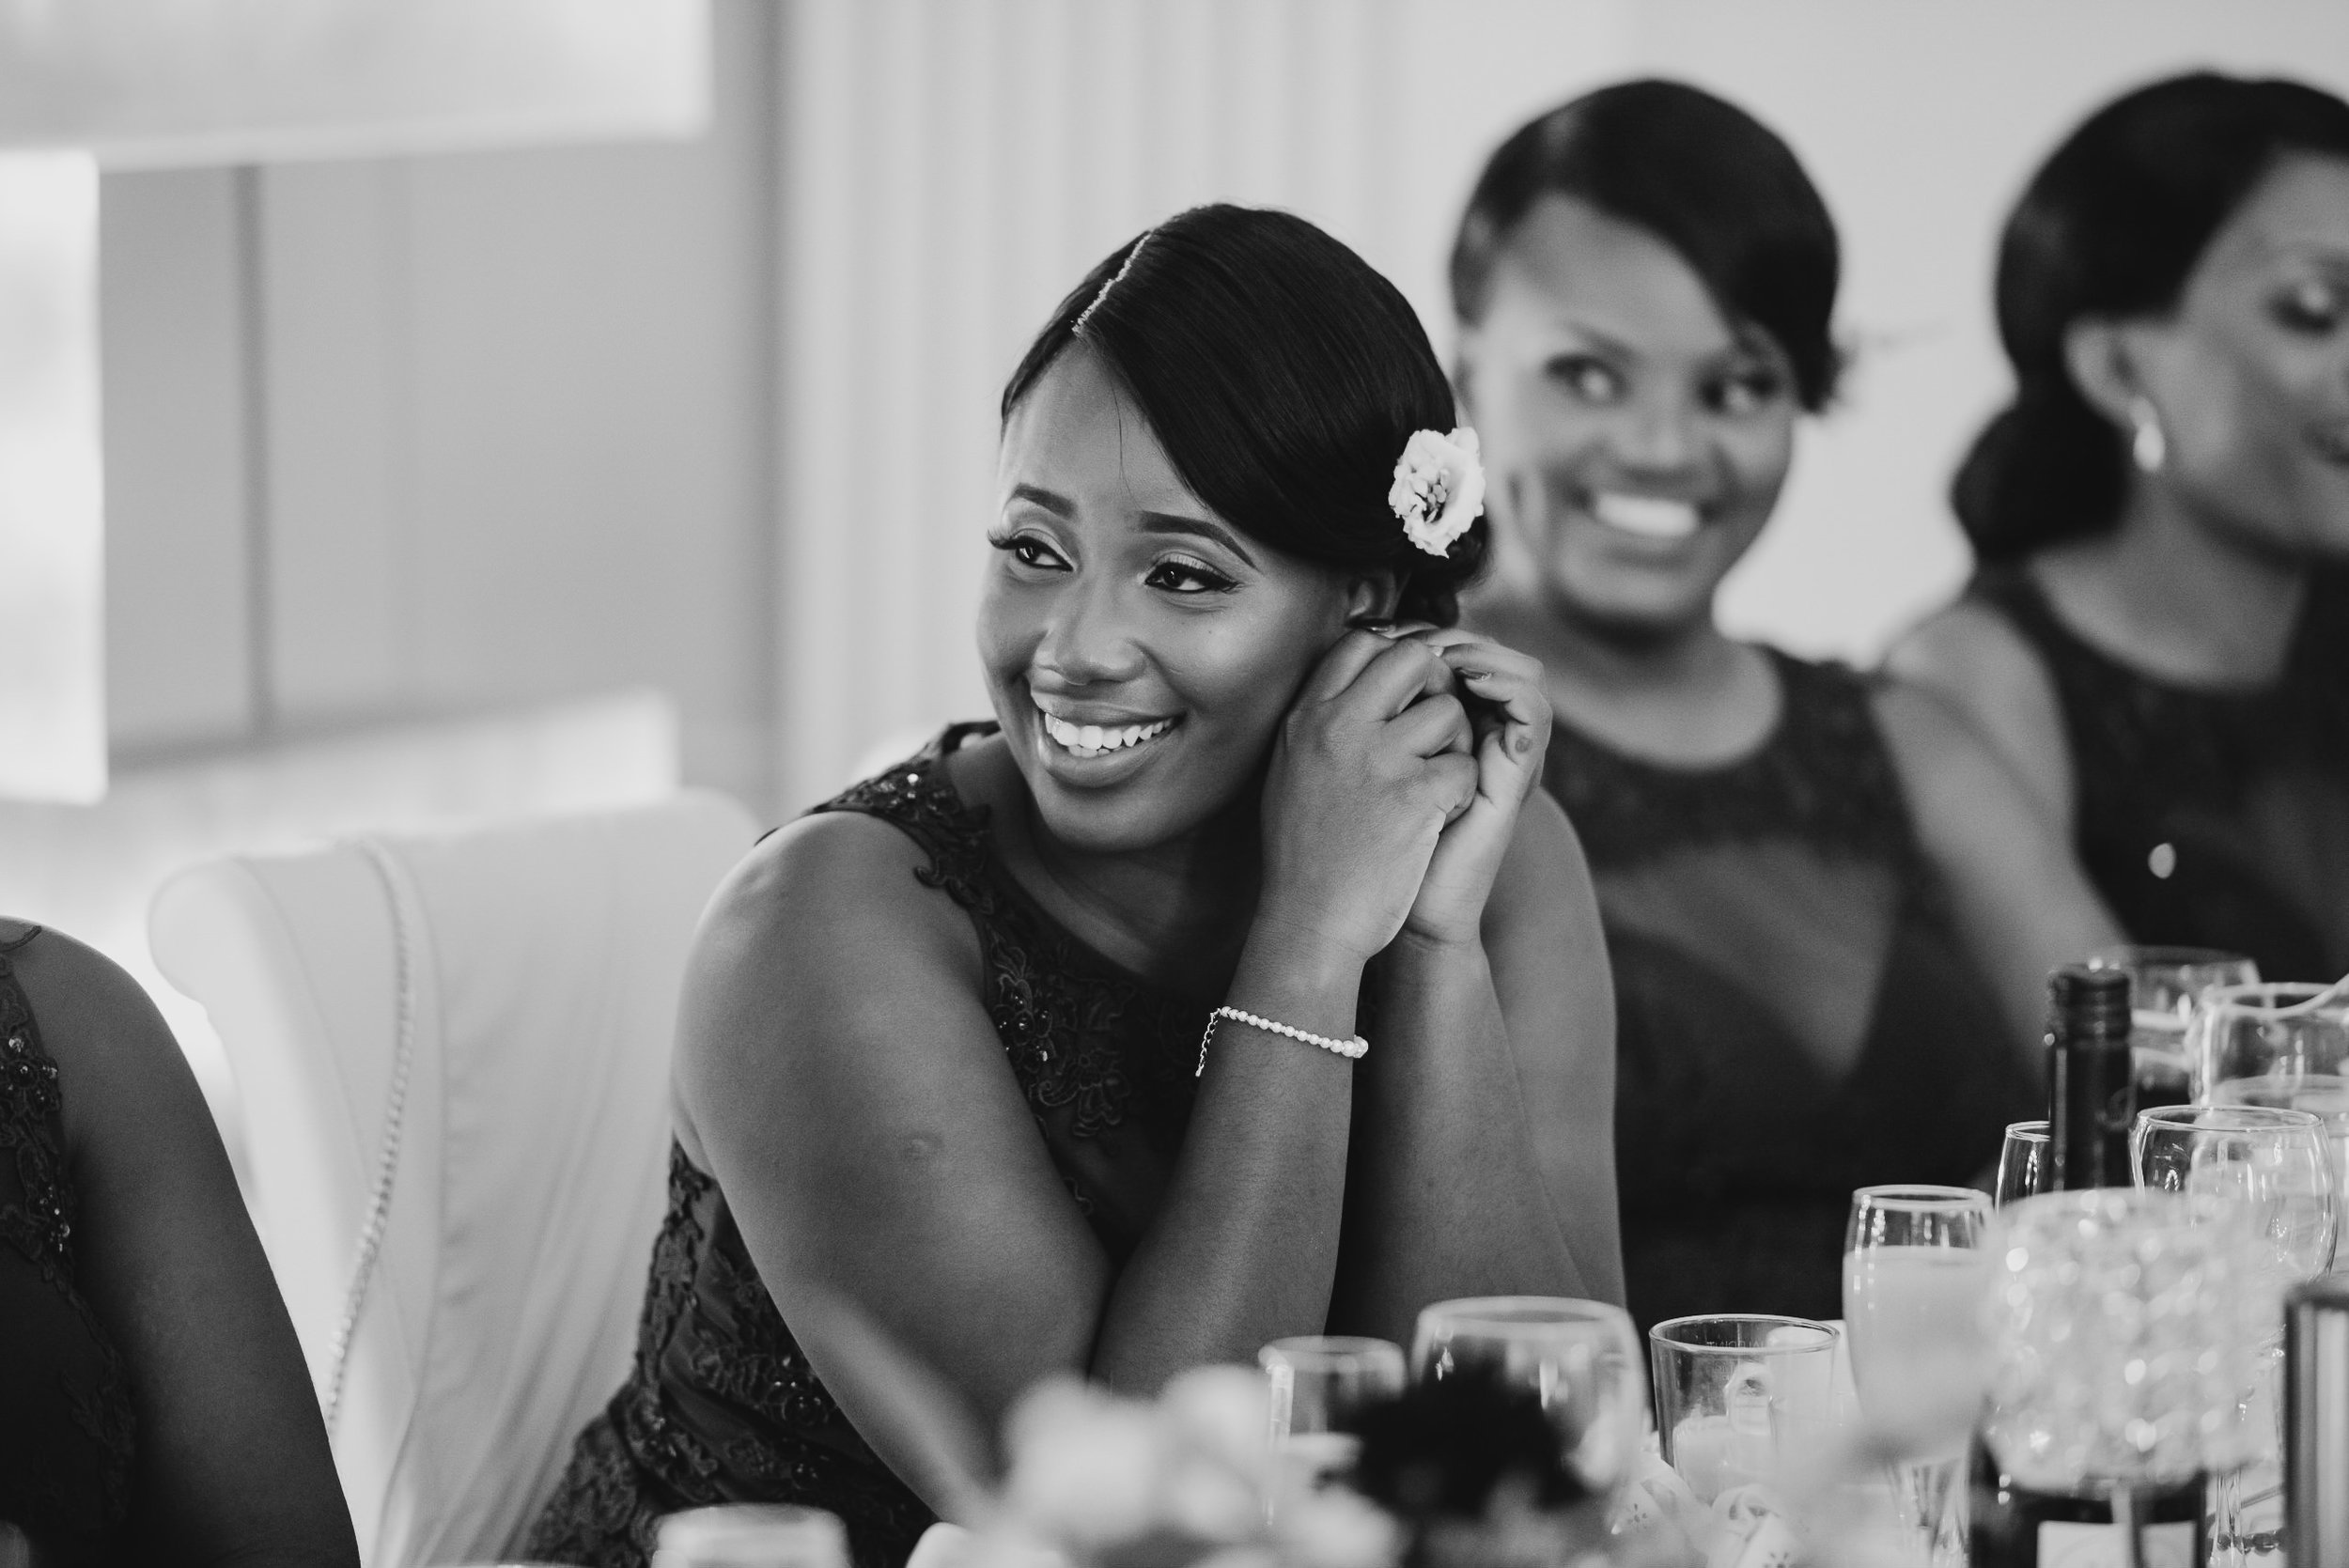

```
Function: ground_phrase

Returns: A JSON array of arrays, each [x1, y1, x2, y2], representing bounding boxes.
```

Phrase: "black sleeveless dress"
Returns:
[[526, 726, 1207, 1568], [1547, 654, 2041, 1336], [0, 924, 138, 1565], [1972, 567, 2349, 981]]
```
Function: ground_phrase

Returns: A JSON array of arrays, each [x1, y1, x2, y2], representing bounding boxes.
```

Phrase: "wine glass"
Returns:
[[2088, 945, 2258, 1110], [1648, 1315, 1839, 1504], [1259, 1335, 1406, 1489], [653, 1504, 850, 1568], [1995, 1120, 2049, 1209], [2133, 1104, 2336, 1563], [1842, 1186, 1994, 1564], [2193, 982, 2349, 1270], [1410, 1296, 1647, 1495]]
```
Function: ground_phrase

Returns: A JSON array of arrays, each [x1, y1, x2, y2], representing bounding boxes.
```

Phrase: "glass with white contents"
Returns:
[[1648, 1315, 1839, 1505], [652, 1504, 850, 1568], [1842, 1185, 1994, 1564], [1259, 1335, 1406, 1489], [1411, 1296, 1647, 1496], [2133, 1104, 2337, 1564], [2194, 982, 2349, 1270], [2087, 945, 2258, 1110]]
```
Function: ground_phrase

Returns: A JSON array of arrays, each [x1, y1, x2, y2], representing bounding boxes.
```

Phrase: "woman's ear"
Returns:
[[2061, 316, 2158, 431], [1344, 571, 1402, 625]]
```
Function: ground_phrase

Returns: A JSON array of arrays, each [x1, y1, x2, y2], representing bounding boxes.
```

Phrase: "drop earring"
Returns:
[[2128, 396, 2167, 474]]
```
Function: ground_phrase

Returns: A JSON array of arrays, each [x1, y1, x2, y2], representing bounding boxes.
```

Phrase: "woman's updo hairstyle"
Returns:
[[1002, 204, 1483, 626], [1450, 79, 1842, 411], [1954, 71, 2349, 563]]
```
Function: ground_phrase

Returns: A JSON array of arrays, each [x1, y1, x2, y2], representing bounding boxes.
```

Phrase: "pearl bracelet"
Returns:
[[1194, 1004, 1369, 1078]]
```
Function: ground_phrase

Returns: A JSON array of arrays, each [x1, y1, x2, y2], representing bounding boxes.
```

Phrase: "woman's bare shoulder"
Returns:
[[1884, 597, 2072, 824], [702, 807, 982, 980], [3, 924, 176, 1079]]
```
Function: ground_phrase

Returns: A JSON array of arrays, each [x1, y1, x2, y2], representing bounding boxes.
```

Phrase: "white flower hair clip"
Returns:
[[1388, 427, 1485, 557]]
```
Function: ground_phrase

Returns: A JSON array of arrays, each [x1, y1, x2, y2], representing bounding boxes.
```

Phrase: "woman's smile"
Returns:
[[1029, 688, 1183, 770], [1586, 490, 1707, 541]]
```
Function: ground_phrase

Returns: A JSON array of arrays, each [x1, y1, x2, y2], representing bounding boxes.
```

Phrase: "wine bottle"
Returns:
[[1967, 1439, 2208, 1568], [2045, 965, 2134, 1192]]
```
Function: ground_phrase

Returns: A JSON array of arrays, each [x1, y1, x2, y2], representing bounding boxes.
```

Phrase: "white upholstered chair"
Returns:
[[149, 791, 759, 1568]]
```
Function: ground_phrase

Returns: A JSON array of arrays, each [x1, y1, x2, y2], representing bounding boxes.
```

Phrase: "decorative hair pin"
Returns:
[[1389, 427, 1485, 556], [1073, 229, 1154, 337]]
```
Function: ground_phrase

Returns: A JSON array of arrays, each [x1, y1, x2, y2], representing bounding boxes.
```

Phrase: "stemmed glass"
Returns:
[[1995, 1120, 2049, 1209], [1410, 1296, 1648, 1496], [2193, 981, 2349, 1270], [2133, 1104, 2337, 1564], [1842, 1186, 1994, 1565], [2088, 945, 2258, 1110]]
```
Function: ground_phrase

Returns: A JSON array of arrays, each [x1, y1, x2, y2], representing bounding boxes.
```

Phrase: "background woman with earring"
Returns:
[[1894, 72, 2349, 980], [1450, 82, 2105, 1335]]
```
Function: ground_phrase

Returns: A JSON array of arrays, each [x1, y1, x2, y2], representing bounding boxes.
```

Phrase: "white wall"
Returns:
[[96, 0, 778, 805], [83, 0, 2349, 819], [767, 0, 2349, 807]]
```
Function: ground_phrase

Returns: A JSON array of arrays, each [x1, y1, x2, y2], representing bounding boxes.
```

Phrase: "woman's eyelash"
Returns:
[[1147, 556, 1237, 593]]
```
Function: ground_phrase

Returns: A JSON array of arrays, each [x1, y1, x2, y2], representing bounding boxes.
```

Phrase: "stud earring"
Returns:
[[2128, 396, 2167, 474]]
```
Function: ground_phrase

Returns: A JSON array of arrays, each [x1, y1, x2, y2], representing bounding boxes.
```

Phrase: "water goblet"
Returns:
[[2087, 945, 2258, 1110], [1995, 1120, 2049, 1209], [2193, 981, 2349, 1269], [1648, 1314, 1839, 1505], [1842, 1185, 1994, 1564], [2133, 1103, 2336, 1563], [1411, 1296, 1647, 1496], [1259, 1335, 1406, 1490]]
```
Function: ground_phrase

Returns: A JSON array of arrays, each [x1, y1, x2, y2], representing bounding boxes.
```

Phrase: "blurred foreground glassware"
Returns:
[[2132, 1104, 2334, 1564], [1648, 1314, 1839, 1505], [1996, 1121, 2049, 1209], [1843, 1186, 1993, 1563], [2088, 945, 2258, 1110], [2284, 1277, 2349, 1568], [1976, 1188, 2271, 1568], [1259, 1335, 1406, 1488], [2194, 981, 2349, 1270], [1411, 1296, 1647, 1494], [653, 1504, 850, 1568]]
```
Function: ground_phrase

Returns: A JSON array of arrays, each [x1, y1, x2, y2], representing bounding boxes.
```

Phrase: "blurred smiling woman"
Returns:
[[531, 205, 1620, 1568], [1451, 82, 2111, 1333]]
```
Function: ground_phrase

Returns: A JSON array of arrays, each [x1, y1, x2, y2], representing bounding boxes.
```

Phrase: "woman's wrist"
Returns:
[[1232, 913, 1369, 1031]]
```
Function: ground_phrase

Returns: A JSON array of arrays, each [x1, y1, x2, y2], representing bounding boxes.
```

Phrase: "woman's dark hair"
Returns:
[[1001, 205, 1481, 626], [1954, 71, 2349, 563], [1450, 79, 1842, 411]]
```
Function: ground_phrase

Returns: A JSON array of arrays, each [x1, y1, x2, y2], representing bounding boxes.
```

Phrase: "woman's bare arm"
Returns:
[[23, 928, 357, 1568], [1333, 790, 1621, 1341], [1871, 681, 2126, 1059], [680, 638, 1483, 1512]]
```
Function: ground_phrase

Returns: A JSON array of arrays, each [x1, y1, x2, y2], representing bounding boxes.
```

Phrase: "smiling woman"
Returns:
[[1450, 83, 2095, 1337], [525, 205, 1621, 1568]]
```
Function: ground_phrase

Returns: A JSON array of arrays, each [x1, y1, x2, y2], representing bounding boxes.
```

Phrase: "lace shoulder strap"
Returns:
[[809, 723, 1003, 916], [0, 930, 78, 1276]]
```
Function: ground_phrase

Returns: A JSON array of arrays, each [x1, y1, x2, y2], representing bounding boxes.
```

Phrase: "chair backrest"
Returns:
[[150, 791, 758, 1568]]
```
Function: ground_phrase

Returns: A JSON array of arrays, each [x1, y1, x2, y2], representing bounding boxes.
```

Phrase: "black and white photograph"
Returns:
[[2, 3, 2346, 1565]]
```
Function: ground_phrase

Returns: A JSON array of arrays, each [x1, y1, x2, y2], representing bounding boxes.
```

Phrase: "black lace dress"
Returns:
[[1972, 567, 2349, 981], [1548, 655, 2041, 1337], [0, 924, 138, 1565], [527, 725, 1206, 1568]]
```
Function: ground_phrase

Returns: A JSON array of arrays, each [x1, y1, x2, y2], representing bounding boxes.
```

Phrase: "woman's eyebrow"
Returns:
[[1139, 511, 1258, 568], [1007, 483, 1076, 516]]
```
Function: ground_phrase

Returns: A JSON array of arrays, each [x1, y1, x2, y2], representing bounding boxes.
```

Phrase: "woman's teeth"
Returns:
[[1038, 709, 1174, 758], [1592, 492, 1703, 539]]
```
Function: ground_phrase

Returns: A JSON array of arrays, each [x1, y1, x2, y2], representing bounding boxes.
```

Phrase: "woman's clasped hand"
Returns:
[[1255, 624, 1547, 966]]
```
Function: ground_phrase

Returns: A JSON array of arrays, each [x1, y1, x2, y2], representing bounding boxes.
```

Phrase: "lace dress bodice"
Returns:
[[1548, 655, 2040, 1334], [527, 726, 1208, 1568], [0, 924, 137, 1565], [1972, 566, 2349, 979]]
